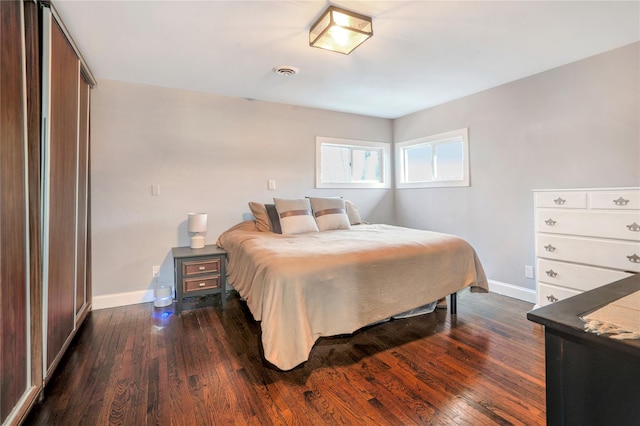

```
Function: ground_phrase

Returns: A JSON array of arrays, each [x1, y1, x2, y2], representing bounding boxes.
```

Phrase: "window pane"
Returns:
[[317, 137, 390, 189], [321, 145, 350, 183], [434, 140, 463, 180], [404, 144, 432, 183], [351, 149, 381, 182]]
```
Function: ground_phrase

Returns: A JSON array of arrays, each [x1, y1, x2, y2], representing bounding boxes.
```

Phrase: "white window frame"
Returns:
[[395, 128, 470, 189], [316, 137, 391, 189]]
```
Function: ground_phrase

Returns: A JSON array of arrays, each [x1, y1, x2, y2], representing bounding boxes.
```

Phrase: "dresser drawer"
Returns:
[[589, 190, 640, 210], [537, 282, 580, 307], [536, 234, 640, 273], [183, 276, 221, 293], [537, 259, 634, 293], [182, 258, 221, 276], [537, 209, 640, 241], [535, 192, 587, 209]]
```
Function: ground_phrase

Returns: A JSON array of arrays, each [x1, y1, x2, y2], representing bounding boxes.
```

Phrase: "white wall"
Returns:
[[91, 43, 640, 308], [393, 42, 640, 300], [90, 80, 393, 307]]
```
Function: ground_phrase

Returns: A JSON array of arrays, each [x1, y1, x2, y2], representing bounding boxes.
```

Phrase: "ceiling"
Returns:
[[52, 1, 640, 119]]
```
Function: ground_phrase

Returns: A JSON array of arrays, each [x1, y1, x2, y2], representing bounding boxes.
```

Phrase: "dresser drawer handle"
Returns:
[[545, 219, 557, 226], [613, 197, 630, 206], [545, 269, 558, 278], [544, 244, 556, 252], [198, 266, 206, 271], [198, 282, 206, 287], [627, 223, 640, 232], [553, 197, 566, 205], [546, 294, 558, 303], [627, 254, 640, 264]]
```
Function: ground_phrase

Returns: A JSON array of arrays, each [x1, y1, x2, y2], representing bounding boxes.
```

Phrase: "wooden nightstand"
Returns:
[[172, 245, 227, 314]]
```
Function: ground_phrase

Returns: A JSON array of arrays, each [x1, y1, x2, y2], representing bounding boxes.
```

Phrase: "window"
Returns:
[[395, 128, 469, 189], [316, 137, 391, 188]]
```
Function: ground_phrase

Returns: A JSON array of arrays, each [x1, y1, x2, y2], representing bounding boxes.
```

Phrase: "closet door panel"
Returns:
[[0, 0, 29, 421], [25, 0, 43, 390], [46, 18, 79, 369], [76, 76, 90, 316]]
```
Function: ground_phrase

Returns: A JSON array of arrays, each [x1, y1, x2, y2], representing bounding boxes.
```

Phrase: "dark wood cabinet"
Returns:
[[40, 1, 95, 381], [44, 10, 80, 373], [172, 245, 227, 313], [0, 1, 95, 422], [0, 1, 32, 422], [528, 275, 640, 426]]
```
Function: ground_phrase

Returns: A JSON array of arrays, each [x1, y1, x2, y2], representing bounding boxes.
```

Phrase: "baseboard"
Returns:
[[93, 282, 534, 310], [92, 289, 155, 310], [488, 279, 536, 304]]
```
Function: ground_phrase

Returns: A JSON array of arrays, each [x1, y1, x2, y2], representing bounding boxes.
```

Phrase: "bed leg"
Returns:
[[450, 292, 457, 315]]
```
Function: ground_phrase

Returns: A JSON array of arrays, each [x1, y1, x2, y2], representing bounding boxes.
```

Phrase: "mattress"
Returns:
[[217, 221, 488, 370]]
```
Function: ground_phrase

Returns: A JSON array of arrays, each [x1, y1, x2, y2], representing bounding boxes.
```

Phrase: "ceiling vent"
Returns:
[[273, 65, 299, 76]]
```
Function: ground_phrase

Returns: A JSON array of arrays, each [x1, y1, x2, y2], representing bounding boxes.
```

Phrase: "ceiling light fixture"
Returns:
[[309, 5, 373, 55]]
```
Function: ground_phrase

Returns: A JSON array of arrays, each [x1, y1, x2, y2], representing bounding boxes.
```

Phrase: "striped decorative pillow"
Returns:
[[273, 198, 319, 235], [309, 197, 351, 231]]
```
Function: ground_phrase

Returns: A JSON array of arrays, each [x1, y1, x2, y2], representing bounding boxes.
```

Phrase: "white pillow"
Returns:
[[273, 198, 319, 235], [309, 197, 351, 231], [345, 200, 363, 225]]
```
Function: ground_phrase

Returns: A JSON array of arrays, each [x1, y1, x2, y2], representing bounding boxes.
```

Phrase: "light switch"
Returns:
[[151, 184, 160, 196], [268, 179, 276, 190]]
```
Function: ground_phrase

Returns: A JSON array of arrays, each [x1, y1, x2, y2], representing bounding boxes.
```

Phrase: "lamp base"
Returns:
[[190, 235, 205, 249]]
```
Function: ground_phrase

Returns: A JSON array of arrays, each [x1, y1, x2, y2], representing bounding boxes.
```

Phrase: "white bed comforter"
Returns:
[[216, 221, 488, 370]]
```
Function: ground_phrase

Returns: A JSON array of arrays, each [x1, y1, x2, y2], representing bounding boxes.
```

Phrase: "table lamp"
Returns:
[[188, 213, 207, 249]]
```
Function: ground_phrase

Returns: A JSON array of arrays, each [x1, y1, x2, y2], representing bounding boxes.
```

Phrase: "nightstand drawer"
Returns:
[[182, 258, 221, 276], [183, 276, 221, 293]]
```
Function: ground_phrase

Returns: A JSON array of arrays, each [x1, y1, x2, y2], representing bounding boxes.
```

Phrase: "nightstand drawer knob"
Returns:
[[545, 219, 557, 226], [199, 282, 206, 287], [198, 266, 206, 270], [553, 197, 566, 205], [544, 244, 556, 252], [546, 269, 558, 278]]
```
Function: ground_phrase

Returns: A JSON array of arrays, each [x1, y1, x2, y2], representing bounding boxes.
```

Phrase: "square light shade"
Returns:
[[309, 6, 373, 55]]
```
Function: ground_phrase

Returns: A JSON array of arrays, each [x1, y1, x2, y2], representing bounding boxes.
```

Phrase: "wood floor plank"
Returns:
[[26, 291, 546, 425]]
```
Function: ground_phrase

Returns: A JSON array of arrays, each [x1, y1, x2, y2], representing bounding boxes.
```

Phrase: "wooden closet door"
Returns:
[[0, 0, 29, 421], [45, 16, 80, 371]]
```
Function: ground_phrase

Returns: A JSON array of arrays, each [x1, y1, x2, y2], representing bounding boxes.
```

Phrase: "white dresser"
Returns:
[[534, 188, 640, 308]]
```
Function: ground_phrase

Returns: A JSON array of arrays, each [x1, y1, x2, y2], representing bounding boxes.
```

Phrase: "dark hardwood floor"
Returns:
[[26, 291, 546, 425]]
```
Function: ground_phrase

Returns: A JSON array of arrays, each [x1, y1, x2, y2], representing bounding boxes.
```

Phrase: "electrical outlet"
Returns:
[[152, 265, 160, 277], [524, 265, 534, 279]]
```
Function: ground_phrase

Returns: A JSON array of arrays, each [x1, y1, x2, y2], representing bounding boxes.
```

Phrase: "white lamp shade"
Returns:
[[188, 213, 208, 233]]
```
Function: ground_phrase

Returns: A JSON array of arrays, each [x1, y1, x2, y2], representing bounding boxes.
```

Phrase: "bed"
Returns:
[[216, 198, 488, 370]]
